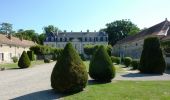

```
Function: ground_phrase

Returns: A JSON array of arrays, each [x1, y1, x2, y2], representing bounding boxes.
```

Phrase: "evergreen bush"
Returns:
[[44, 58, 50, 63], [12, 56, 18, 63], [18, 51, 31, 68], [111, 56, 121, 64], [89, 45, 115, 82], [51, 43, 88, 93], [139, 37, 166, 74], [124, 57, 132, 67], [27, 51, 35, 61], [131, 59, 140, 70]]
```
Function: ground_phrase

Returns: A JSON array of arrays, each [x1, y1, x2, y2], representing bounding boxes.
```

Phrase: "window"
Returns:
[[96, 37, 98, 41], [51, 37, 54, 41], [65, 38, 67, 42], [9, 53, 12, 58], [60, 38, 62, 42], [100, 37, 103, 41], [85, 37, 87, 42], [136, 43, 138, 46], [0, 53, 4, 61], [89, 37, 92, 42]]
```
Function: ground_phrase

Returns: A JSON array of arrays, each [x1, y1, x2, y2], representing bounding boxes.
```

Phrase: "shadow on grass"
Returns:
[[11, 89, 75, 100], [88, 80, 111, 85], [121, 72, 163, 78]]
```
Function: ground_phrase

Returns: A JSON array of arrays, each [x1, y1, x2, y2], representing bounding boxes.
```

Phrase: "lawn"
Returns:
[[63, 81, 170, 100], [0, 60, 45, 69]]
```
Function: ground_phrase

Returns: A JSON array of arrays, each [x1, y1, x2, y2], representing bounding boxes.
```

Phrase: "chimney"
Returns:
[[87, 29, 89, 33], [81, 30, 82, 32], [64, 30, 67, 33], [165, 18, 168, 21], [71, 30, 73, 32], [94, 30, 96, 32]]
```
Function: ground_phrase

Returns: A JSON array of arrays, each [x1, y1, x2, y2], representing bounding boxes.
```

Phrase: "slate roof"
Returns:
[[0, 34, 36, 47], [46, 31, 107, 38], [116, 19, 170, 45]]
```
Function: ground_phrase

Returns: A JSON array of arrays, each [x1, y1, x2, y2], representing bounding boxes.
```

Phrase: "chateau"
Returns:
[[0, 34, 36, 63], [112, 19, 170, 59], [44, 30, 108, 53]]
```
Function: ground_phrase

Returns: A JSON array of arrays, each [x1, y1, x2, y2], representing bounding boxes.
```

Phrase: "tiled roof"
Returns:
[[0, 34, 36, 47], [116, 19, 170, 45]]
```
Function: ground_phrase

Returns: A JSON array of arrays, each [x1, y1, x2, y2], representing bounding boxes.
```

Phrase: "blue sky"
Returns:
[[1, 0, 170, 33]]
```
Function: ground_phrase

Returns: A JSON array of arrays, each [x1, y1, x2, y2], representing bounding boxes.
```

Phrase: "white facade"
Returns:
[[44, 31, 108, 54]]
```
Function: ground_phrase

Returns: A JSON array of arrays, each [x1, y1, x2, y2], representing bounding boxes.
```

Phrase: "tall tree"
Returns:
[[43, 25, 62, 33], [102, 19, 140, 46], [0, 22, 13, 34], [38, 33, 46, 45]]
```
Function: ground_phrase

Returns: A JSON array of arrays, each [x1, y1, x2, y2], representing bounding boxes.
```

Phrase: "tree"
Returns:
[[38, 33, 46, 45], [18, 51, 31, 68], [89, 45, 115, 82], [51, 43, 88, 93], [14, 29, 39, 43], [102, 19, 140, 46], [139, 37, 166, 74], [0, 22, 13, 34], [43, 25, 62, 33]]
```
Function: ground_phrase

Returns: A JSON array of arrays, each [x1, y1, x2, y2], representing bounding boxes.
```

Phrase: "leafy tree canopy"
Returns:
[[0, 22, 14, 34], [101, 19, 140, 46], [43, 25, 62, 33]]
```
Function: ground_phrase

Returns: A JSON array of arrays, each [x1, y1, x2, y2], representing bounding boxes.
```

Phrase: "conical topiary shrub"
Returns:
[[27, 51, 35, 61], [139, 37, 166, 74], [51, 43, 88, 93], [89, 45, 115, 82], [18, 51, 31, 68]]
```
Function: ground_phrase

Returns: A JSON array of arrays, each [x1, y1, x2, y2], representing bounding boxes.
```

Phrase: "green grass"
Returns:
[[83, 61, 125, 73], [63, 81, 170, 100], [0, 60, 44, 69]]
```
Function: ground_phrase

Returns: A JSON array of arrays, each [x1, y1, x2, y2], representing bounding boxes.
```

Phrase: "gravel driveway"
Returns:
[[0, 62, 62, 100], [1, 62, 170, 100]]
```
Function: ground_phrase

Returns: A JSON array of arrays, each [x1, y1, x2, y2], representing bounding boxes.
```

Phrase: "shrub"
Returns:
[[79, 54, 86, 61], [18, 51, 31, 68], [27, 51, 35, 61], [139, 37, 166, 74], [12, 56, 18, 63], [44, 58, 50, 63], [51, 43, 88, 93], [89, 45, 115, 82], [124, 57, 132, 67], [131, 59, 140, 70], [111, 56, 121, 64]]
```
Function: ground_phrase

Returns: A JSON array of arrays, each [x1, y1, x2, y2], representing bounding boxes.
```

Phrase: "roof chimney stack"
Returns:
[[165, 18, 168, 21], [87, 29, 89, 33]]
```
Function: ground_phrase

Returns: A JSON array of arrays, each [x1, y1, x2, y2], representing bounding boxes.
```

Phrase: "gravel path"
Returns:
[[1, 62, 170, 100], [0, 62, 62, 100]]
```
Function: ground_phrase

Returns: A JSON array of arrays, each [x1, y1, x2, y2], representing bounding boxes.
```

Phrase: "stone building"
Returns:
[[44, 30, 108, 54], [0, 34, 36, 63], [112, 19, 170, 59]]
